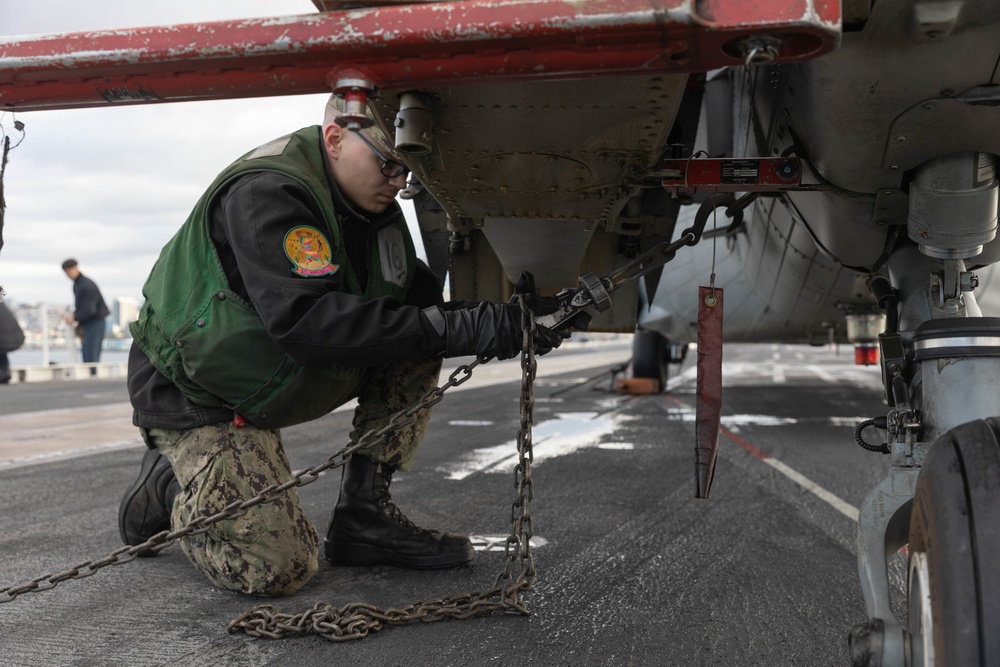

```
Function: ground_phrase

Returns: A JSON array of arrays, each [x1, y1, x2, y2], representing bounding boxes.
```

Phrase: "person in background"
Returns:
[[61, 258, 110, 369], [0, 296, 25, 384]]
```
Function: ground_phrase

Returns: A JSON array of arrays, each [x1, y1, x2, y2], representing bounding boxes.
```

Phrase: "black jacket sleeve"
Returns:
[[211, 172, 446, 368], [73, 275, 109, 325]]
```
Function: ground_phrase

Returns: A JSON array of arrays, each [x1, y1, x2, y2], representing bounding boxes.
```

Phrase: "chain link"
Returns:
[[0, 356, 487, 604], [1, 299, 541, 644], [227, 295, 539, 640]]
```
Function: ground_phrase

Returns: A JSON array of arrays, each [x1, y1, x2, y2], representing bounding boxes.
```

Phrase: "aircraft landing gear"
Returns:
[[631, 329, 687, 392], [908, 418, 1000, 666], [849, 151, 1000, 667], [851, 416, 1000, 667]]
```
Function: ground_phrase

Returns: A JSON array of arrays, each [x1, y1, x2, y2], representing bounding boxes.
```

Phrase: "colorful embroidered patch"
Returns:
[[283, 226, 338, 277]]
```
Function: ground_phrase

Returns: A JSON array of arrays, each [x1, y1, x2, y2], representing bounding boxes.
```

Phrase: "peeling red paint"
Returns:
[[0, 0, 840, 112], [696, 0, 809, 24]]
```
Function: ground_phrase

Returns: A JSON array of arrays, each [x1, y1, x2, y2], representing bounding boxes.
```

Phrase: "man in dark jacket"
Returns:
[[117, 94, 574, 597], [61, 258, 110, 366], [0, 298, 25, 384]]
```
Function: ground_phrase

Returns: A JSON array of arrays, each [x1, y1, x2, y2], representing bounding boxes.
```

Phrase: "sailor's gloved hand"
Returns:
[[425, 301, 523, 360], [437, 299, 484, 312], [559, 310, 593, 336], [423, 273, 564, 360], [509, 272, 564, 355]]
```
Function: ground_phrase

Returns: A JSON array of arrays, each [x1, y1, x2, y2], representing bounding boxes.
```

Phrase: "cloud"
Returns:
[[2, 95, 328, 306], [0, 1, 425, 307]]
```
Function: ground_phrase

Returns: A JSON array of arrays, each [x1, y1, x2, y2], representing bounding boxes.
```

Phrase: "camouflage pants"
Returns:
[[351, 356, 443, 471], [146, 356, 442, 596]]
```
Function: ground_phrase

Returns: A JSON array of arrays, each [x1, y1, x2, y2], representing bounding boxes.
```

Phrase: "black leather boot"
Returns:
[[324, 455, 474, 569], [118, 448, 181, 553]]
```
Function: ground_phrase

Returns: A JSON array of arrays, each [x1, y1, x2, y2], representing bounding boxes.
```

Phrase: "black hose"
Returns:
[[866, 273, 900, 335], [870, 226, 902, 273], [854, 417, 890, 454]]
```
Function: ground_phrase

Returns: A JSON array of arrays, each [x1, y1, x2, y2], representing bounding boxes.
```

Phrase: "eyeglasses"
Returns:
[[353, 130, 410, 179]]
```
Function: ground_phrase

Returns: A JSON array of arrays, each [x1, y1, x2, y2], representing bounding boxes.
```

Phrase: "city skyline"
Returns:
[[5, 296, 140, 349]]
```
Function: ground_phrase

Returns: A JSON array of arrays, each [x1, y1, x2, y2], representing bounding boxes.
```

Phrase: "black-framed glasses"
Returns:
[[353, 130, 410, 179]]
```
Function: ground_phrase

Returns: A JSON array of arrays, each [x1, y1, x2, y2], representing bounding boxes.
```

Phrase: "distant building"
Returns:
[[111, 297, 139, 339]]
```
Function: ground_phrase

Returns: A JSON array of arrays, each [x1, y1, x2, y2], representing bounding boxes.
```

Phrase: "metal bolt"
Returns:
[[742, 35, 781, 66]]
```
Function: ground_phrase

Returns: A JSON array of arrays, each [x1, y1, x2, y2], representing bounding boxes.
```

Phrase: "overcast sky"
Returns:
[[1, 0, 423, 309]]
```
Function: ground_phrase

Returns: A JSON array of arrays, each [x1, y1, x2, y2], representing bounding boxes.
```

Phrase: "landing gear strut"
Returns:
[[849, 152, 1000, 667]]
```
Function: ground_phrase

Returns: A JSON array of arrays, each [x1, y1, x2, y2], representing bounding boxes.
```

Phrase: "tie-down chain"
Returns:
[[0, 298, 542, 642], [226, 297, 542, 640], [0, 214, 719, 638]]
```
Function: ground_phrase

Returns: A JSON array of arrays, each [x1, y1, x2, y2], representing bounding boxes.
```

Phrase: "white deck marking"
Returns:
[[0, 438, 144, 470], [469, 535, 548, 552], [662, 358, 870, 522], [597, 442, 634, 450], [760, 457, 860, 521], [439, 412, 631, 480], [0, 346, 633, 469]]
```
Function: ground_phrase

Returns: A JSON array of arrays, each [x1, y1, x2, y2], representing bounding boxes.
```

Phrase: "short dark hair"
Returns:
[[61, 259, 78, 271]]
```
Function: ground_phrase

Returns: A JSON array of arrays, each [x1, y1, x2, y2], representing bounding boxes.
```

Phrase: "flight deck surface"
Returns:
[[0, 342, 892, 666]]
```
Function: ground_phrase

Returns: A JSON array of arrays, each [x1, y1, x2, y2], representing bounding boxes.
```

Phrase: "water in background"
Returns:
[[9, 346, 132, 367]]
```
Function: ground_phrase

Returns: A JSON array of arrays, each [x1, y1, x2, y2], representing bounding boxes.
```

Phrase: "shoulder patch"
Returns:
[[284, 226, 338, 277]]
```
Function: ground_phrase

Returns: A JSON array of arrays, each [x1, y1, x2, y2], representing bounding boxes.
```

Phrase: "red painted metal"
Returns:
[[661, 157, 802, 194], [854, 345, 880, 366], [0, 0, 840, 112], [696, 0, 840, 25]]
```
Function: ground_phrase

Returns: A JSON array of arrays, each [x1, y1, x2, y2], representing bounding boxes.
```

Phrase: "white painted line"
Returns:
[[664, 366, 697, 392], [664, 395, 861, 523], [438, 412, 631, 480], [719, 428, 861, 522], [0, 438, 145, 471], [761, 457, 860, 521], [469, 535, 548, 552], [805, 364, 837, 383]]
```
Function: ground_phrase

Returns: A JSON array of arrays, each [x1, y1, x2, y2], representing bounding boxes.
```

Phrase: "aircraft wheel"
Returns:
[[632, 329, 667, 390], [908, 417, 1000, 667]]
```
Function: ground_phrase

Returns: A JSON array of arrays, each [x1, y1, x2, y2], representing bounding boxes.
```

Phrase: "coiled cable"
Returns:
[[855, 416, 890, 454]]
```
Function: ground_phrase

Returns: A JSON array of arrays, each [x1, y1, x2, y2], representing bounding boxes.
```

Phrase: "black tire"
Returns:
[[908, 417, 1000, 667], [632, 329, 667, 390]]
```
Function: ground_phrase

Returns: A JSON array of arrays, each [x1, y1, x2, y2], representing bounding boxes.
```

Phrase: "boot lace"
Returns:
[[374, 469, 428, 535]]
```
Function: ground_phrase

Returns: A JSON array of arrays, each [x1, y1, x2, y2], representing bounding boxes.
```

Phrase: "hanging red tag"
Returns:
[[696, 286, 723, 498]]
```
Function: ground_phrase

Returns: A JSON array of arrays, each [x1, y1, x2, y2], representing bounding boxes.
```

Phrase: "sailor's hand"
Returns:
[[422, 298, 562, 360], [510, 272, 566, 355], [425, 301, 523, 360]]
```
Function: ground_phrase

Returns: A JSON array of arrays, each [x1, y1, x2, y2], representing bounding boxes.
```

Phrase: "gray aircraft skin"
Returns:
[[2, 2, 1000, 665]]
